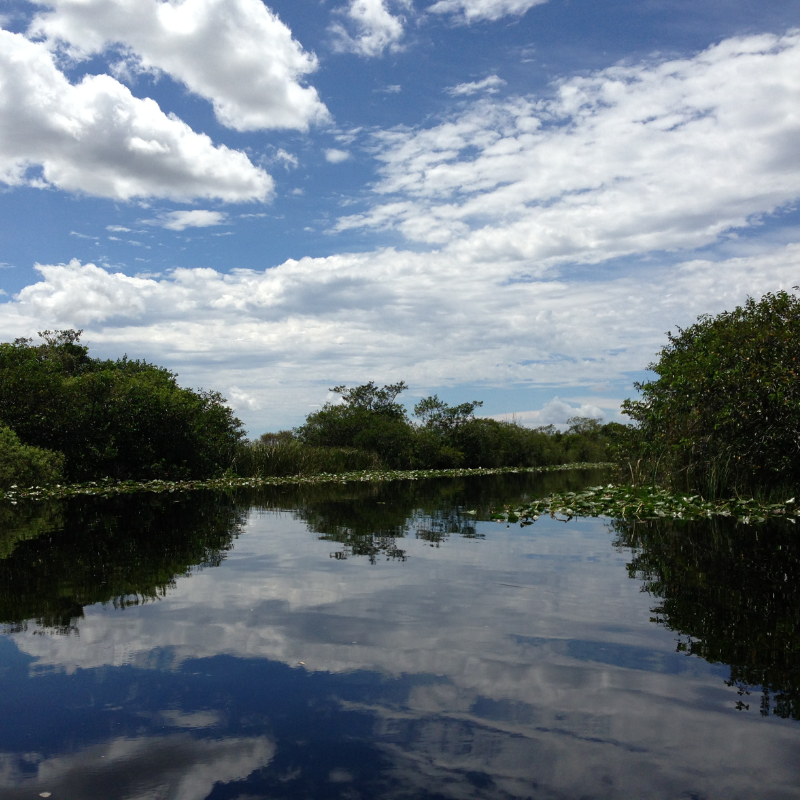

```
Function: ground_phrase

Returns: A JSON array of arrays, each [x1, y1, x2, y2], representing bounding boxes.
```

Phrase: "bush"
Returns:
[[621, 290, 800, 496], [0, 330, 244, 481], [0, 423, 64, 489], [295, 382, 416, 468]]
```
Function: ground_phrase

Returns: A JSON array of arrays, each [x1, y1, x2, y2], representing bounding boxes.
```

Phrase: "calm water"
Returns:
[[1, 470, 798, 800]]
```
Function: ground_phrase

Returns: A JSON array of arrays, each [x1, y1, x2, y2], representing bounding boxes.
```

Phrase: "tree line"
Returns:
[[2, 287, 797, 497], [0, 331, 619, 488]]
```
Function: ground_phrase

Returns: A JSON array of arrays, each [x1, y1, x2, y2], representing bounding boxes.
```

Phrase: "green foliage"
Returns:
[[0, 423, 64, 489], [414, 394, 483, 433], [622, 290, 800, 496], [295, 381, 416, 468], [0, 330, 244, 481], [295, 381, 620, 470], [331, 380, 408, 416], [235, 439, 381, 477]]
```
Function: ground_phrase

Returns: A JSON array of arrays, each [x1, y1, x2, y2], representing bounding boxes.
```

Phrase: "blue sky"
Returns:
[[1, 0, 799, 433]]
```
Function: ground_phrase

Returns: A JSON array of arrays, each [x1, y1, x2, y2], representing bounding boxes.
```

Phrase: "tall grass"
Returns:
[[233, 440, 381, 478]]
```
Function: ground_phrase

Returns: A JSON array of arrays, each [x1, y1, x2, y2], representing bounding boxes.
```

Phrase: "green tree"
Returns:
[[414, 395, 483, 434], [295, 381, 415, 468], [0, 423, 64, 489], [0, 330, 244, 481], [621, 290, 800, 495]]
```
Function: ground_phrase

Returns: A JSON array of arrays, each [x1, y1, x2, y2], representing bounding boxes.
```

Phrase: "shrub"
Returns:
[[0, 330, 244, 481], [621, 290, 800, 496], [0, 423, 64, 489]]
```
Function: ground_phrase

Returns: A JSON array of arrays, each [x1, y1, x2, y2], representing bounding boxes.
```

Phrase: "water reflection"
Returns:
[[1, 470, 799, 799], [612, 516, 800, 720], [0, 469, 608, 628], [0, 493, 245, 631]]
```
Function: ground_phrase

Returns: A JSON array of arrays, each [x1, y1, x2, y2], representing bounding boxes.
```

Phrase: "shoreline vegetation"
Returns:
[[2, 466, 796, 524], [2, 289, 798, 521], [0, 462, 612, 502], [0, 330, 622, 487], [491, 483, 800, 525]]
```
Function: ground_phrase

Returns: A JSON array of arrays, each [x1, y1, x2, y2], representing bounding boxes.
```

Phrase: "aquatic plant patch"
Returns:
[[0, 463, 613, 504], [490, 484, 800, 525]]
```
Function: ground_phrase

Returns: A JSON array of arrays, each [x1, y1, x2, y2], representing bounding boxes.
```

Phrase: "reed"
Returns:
[[233, 440, 381, 478]]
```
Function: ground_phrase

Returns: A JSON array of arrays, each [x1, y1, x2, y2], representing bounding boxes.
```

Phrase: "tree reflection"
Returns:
[[612, 516, 800, 719], [247, 469, 607, 563], [0, 493, 245, 632], [0, 468, 610, 628]]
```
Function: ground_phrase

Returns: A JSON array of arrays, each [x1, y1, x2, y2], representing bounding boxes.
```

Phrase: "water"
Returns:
[[0, 470, 798, 799]]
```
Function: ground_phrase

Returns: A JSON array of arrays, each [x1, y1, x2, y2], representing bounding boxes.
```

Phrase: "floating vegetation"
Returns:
[[0, 462, 613, 504], [490, 484, 800, 525]]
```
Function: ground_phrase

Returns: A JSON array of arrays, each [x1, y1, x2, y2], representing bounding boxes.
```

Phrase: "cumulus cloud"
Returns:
[[325, 148, 352, 164], [337, 32, 800, 269], [142, 209, 228, 231], [228, 385, 261, 410], [446, 74, 506, 96], [492, 397, 609, 429], [29, 0, 329, 132], [2, 241, 799, 431], [427, 0, 548, 23], [330, 0, 409, 57], [0, 31, 272, 201]]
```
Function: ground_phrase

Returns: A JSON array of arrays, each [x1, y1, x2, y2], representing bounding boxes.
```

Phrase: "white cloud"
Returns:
[[330, 0, 409, 57], [29, 0, 329, 132], [228, 385, 261, 410], [1, 242, 798, 431], [106, 225, 132, 232], [491, 397, 608, 429], [337, 32, 800, 269], [446, 75, 506, 96], [0, 31, 273, 202], [142, 209, 228, 231], [272, 148, 298, 169], [427, 0, 548, 23], [325, 148, 352, 164]]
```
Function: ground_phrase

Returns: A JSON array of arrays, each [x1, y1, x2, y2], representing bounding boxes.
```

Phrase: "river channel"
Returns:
[[0, 468, 798, 799]]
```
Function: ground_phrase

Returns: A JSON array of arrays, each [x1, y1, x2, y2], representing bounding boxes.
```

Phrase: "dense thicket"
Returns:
[[288, 381, 621, 471], [622, 290, 800, 496], [0, 330, 244, 482]]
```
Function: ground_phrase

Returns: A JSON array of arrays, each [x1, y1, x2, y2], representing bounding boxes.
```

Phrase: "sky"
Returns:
[[0, 0, 799, 434]]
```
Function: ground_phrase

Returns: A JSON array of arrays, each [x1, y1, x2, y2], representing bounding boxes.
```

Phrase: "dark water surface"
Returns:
[[1, 469, 798, 799]]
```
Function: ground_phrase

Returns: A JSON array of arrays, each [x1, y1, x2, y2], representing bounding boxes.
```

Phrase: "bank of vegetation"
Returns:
[[619, 289, 800, 499], [0, 331, 620, 490], [2, 288, 797, 507]]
